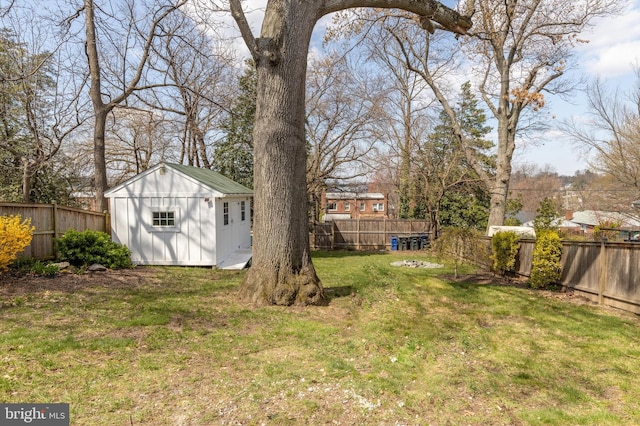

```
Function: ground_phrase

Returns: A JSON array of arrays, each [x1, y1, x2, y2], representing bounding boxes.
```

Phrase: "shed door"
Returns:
[[219, 200, 245, 259]]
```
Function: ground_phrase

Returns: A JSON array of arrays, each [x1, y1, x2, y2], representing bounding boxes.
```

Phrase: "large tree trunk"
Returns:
[[486, 66, 517, 229], [486, 121, 516, 228], [238, 3, 324, 306], [21, 159, 34, 203], [93, 108, 109, 212], [85, 0, 108, 213], [232, 0, 471, 306]]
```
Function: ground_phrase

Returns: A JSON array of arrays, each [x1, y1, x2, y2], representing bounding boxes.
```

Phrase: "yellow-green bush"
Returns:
[[529, 229, 563, 289], [0, 215, 35, 271], [490, 231, 520, 276]]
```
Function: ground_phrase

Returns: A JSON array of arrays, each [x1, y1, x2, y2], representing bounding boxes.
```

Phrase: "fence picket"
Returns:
[[0, 203, 108, 260]]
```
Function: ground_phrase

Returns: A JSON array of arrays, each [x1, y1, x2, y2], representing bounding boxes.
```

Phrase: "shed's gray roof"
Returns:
[[166, 163, 252, 195]]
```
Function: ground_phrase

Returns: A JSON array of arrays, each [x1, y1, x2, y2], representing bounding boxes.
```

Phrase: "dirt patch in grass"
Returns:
[[442, 270, 621, 312], [0, 267, 613, 315], [0, 266, 160, 296]]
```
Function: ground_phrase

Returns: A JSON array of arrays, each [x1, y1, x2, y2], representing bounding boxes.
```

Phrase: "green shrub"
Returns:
[[55, 230, 132, 269], [433, 227, 490, 277], [491, 231, 520, 276], [31, 261, 60, 277], [529, 230, 563, 289], [10, 257, 36, 273]]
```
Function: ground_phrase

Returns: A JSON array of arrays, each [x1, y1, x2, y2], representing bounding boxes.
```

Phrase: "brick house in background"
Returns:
[[321, 191, 388, 221]]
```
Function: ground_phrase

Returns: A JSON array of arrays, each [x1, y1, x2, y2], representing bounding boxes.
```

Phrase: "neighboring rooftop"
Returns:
[[325, 192, 385, 200]]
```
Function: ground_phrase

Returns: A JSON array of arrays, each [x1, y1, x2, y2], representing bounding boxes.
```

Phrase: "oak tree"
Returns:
[[229, 0, 471, 305]]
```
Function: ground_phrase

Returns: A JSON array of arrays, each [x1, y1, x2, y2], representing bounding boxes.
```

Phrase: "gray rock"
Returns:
[[51, 262, 70, 269], [391, 260, 444, 269], [88, 263, 107, 272]]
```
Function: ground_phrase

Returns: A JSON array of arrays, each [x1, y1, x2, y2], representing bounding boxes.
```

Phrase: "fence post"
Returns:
[[52, 203, 58, 256], [599, 238, 607, 305], [104, 210, 111, 235], [384, 218, 387, 250], [331, 221, 335, 250]]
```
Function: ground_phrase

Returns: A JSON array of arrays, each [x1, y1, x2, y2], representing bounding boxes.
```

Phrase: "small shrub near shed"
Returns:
[[55, 229, 132, 269]]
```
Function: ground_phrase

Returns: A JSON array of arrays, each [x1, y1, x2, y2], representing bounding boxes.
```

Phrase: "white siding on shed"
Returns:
[[105, 162, 252, 267], [110, 195, 217, 266]]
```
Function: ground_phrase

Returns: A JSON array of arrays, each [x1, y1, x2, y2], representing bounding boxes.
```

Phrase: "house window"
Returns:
[[223, 202, 229, 225], [241, 201, 246, 221], [373, 203, 384, 212], [344, 203, 350, 212], [152, 211, 175, 227], [327, 202, 337, 212], [360, 202, 366, 211]]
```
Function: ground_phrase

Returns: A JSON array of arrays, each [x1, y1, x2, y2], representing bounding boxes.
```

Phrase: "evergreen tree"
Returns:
[[440, 191, 490, 230], [416, 81, 494, 232], [212, 60, 256, 189], [504, 195, 524, 226], [0, 29, 75, 204], [533, 197, 560, 233]]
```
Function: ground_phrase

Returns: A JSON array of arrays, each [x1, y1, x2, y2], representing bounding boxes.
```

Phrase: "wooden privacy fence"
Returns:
[[0, 203, 108, 260], [311, 219, 433, 250], [505, 238, 640, 314]]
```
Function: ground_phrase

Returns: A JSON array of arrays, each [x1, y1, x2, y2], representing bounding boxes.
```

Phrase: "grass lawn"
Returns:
[[1, 251, 640, 425]]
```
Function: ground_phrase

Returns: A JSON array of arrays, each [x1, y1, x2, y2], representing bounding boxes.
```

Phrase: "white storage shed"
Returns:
[[104, 162, 253, 269]]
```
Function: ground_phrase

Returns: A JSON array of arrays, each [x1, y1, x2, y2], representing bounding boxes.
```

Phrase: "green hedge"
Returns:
[[529, 230, 563, 289], [490, 231, 520, 276], [55, 230, 132, 269]]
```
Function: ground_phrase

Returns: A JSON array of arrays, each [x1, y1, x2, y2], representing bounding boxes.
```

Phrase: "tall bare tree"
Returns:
[[306, 52, 381, 221], [83, 0, 186, 211], [103, 106, 172, 184], [144, 10, 237, 169], [458, 0, 623, 229], [230, 0, 471, 305], [563, 74, 640, 194], [327, 10, 450, 219]]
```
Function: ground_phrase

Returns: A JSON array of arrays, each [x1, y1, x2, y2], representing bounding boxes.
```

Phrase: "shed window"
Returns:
[[152, 211, 175, 227], [241, 201, 246, 221], [223, 202, 229, 225]]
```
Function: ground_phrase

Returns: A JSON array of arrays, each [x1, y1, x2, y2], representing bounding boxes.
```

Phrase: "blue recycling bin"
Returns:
[[391, 236, 399, 251]]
